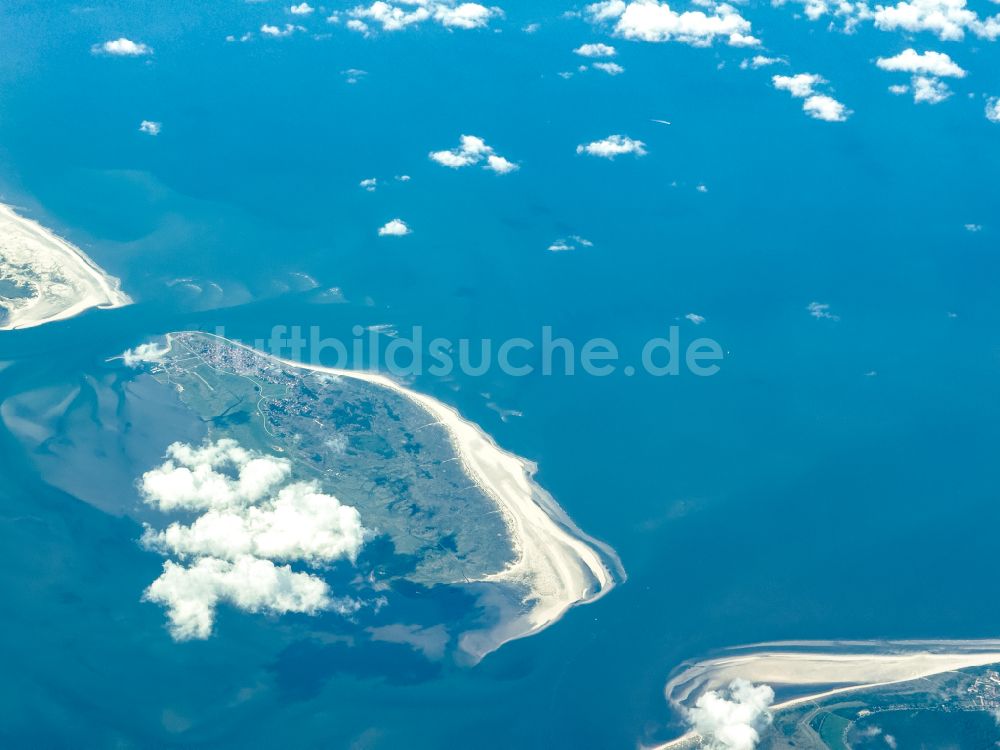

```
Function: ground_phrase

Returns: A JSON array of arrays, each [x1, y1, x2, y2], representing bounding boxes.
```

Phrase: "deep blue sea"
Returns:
[[1, 0, 1000, 747]]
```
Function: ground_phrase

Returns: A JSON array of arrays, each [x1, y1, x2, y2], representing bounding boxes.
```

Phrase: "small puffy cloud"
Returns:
[[378, 218, 412, 236], [430, 134, 518, 173], [396, 174, 412, 181], [360, 177, 378, 191], [140, 439, 293, 512], [574, 42, 617, 56], [139, 120, 161, 136], [434, 2, 500, 28], [121, 342, 171, 367], [92, 38, 152, 56], [144, 555, 333, 640], [523, 22, 541, 32], [139, 439, 367, 640], [594, 61, 625, 74], [485, 154, 519, 173], [687, 680, 774, 750], [773, 72, 825, 97], [142, 480, 366, 565], [875, 49, 966, 77], [548, 235, 594, 252], [985, 96, 1000, 123], [803, 94, 850, 121], [888, 83, 910, 94], [685, 313, 706, 324], [911, 75, 950, 103], [807, 301, 840, 320], [347, 1, 501, 33], [772, 0, 872, 29], [964, 223, 982, 232], [586, 0, 758, 48], [342, 67, 368, 83], [872, 0, 1000, 41], [289, 2, 315, 14], [773, 74, 850, 121], [576, 134, 647, 158], [261, 23, 304, 36], [740, 55, 785, 69]]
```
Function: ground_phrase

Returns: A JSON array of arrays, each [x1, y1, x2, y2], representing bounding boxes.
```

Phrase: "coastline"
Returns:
[[0, 202, 131, 330], [166, 332, 626, 659], [651, 640, 1000, 749]]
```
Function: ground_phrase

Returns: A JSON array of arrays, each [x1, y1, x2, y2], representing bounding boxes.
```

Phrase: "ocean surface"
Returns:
[[2, 1, 1000, 747]]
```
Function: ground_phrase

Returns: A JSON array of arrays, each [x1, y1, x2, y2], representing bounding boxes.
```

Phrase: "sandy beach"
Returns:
[[154, 332, 625, 659], [0, 202, 131, 330], [653, 639, 1000, 749]]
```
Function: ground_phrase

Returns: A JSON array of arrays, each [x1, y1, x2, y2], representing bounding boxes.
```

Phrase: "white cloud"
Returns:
[[803, 94, 850, 120], [685, 313, 706, 324], [872, 0, 1000, 40], [772, 72, 825, 97], [342, 67, 368, 83], [290, 2, 315, 14], [574, 42, 618, 56], [771, 0, 873, 27], [911, 75, 950, 103], [140, 439, 293, 513], [121, 342, 171, 367], [434, 2, 500, 28], [964, 223, 982, 232], [696, 183, 708, 192], [142, 480, 366, 566], [429, 134, 518, 173], [576, 134, 647, 158], [347, 1, 501, 32], [807, 301, 840, 320], [140, 439, 367, 640], [741, 55, 785, 69], [144, 555, 333, 640], [686, 680, 775, 750], [360, 177, 378, 191], [594, 61, 626, 74], [261, 23, 304, 36], [875, 49, 966, 77], [92, 38, 152, 56], [378, 218, 412, 236], [773, 74, 850, 121], [396, 174, 412, 181], [586, 0, 758, 47], [986, 96, 1000, 122], [139, 120, 161, 136], [548, 235, 594, 252], [523, 22, 541, 32], [888, 83, 910, 94], [485, 154, 519, 173]]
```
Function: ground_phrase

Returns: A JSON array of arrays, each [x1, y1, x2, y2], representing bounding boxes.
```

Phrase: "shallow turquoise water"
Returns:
[[2, 1, 1000, 747]]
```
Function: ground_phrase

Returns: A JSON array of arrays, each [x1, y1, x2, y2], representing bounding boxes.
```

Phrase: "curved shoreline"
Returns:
[[651, 639, 1000, 749], [0, 202, 131, 330], [162, 332, 625, 659]]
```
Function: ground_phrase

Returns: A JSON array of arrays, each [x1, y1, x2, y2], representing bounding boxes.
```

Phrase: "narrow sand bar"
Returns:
[[0, 202, 130, 330], [654, 639, 1000, 749]]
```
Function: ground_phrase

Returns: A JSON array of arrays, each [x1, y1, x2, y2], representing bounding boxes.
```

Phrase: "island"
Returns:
[[0, 202, 130, 330]]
